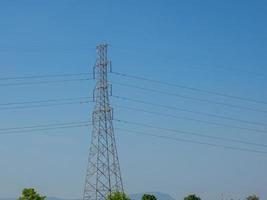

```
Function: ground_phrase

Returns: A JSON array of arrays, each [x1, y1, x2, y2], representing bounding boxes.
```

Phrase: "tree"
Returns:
[[107, 192, 131, 200], [184, 194, 201, 200], [142, 194, 157, 200], [18, 188, 46, 200], [246, 195, 259, 200]]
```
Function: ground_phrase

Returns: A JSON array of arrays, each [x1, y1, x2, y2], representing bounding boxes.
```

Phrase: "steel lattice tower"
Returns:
[[83, 44, 124, 200]]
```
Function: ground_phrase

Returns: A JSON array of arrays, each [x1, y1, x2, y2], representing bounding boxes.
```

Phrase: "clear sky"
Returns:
[[0, 1, 267, 200]]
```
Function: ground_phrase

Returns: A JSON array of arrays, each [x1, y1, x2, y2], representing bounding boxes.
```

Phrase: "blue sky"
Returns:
[[0, 0, 267, 200]]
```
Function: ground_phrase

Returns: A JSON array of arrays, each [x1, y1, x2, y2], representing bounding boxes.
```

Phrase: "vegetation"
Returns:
[[142, 194, 157, 200], [184, 194, 201, 200], [107, 192, 131, 200], [246, 195, 259, 200], [17, 189, 260, 200], [18, 188, 46, 200]]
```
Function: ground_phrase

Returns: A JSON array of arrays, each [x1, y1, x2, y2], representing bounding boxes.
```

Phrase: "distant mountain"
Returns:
[[0, 192, 175, 200]]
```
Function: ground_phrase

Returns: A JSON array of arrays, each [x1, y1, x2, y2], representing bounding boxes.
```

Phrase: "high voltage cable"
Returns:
[[114, 119, 267, 148], [0, 78, 93, 86], [0, 124, 90, 135], [114, 104, 267, 135], [1, 96, 265, 135], [111, 71, 267, 105], [1, 70, 265, 105], [0, 121, 91, 135], [0, 72, 92, 81], [0, 96, 92, 106], [0, 94, 264, 129], [112, 96, 267, 127], [112, 82, 267, 114], [115, 127, 267, 155], [0, 100, 92, 111], [110, 47, 267, 78], [0, 120, 266, 154], [0, 121, 90, 131]]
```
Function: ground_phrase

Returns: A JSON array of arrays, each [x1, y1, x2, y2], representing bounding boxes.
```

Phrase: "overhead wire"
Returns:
[[114, 104, 267, 135], [112, 95, 267, 127], [0, 96, 92, 106], [112, 81, 267, 114], [0, 100, 92, 111], [0, 72, 92, 81], [0, 121, 91, 135], [0, 124, 91, 135], [114, 119, 267, 148], [0, 78, 93, 87], [110, 46, 267, 78], [111, 71, 267, 105], [115, 127, 267, 155], [0, 120, 90, 131], [0, 119, 266, 155], [0, 70, 266, 155]]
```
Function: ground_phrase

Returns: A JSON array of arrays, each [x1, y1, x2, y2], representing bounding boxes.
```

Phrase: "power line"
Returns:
[[112, 82, 267, 114], [0, 122, 266, 155], [0, 121, 91, 135], [114, 119, 267, 148], [0, 100, 92, 111], [112, 95, 267, 127], [0, 78, 93, 87], [114, 104, 267, 135], [115, 127, 267, 155], [0, 124, 90, 135], [110, 47, 267, 78], [0, 96, 92, 107], [0, 121, 90, 132], [2, 70, 264, 104], [0, 72, 92, 81], [111, 71, 267, 105], [0, 80, 265, 143]]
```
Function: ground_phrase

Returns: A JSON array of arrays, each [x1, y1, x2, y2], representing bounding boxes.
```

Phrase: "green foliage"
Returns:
[[18, 188, 46, 200], [184, 194, 201, 200], [246, 195, 259, 200], [142, 194, 157, 200], [107, 192, 131, 200]]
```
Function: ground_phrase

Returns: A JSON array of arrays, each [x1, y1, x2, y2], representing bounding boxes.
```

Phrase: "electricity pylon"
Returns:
[[83, 44, 124, 200]]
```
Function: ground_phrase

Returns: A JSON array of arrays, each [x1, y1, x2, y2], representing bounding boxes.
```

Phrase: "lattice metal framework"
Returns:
[[83, 44, 124, 200]]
